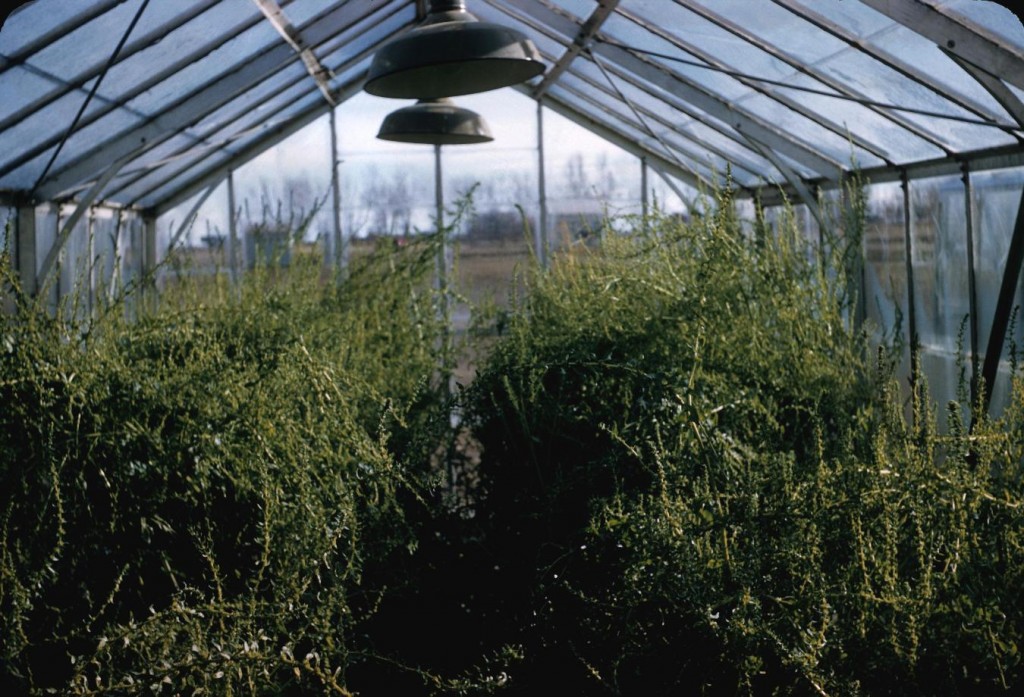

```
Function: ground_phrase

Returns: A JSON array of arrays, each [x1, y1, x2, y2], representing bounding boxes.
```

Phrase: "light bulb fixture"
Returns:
[[364, 0, 545, 99], [376, 98, 494, 145]]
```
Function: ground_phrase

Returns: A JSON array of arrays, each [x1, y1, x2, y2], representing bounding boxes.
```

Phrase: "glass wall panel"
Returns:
[[911, 174, 971, 426], [1, 206, 11, 246], [972, 167, 1024, 416], [862, 181, 910, 376], [541, 102, 643, 250]]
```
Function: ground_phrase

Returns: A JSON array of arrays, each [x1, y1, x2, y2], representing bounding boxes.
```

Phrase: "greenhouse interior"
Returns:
[[3, 0, 1024, 694]]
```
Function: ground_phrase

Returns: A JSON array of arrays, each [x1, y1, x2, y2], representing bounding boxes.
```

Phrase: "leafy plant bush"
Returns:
[[460, 187, 1024, 694], [4, 184, 1023, 696], [0, 239, 450, 695]]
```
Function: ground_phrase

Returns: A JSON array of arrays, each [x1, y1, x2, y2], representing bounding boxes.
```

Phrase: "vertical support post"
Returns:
[[435, 143, 447, 311], [87, 207, 96, 316], [901, 170, 919, 390], [962, 162, 980, 404], [536, 100, 548, 267], [227, 169, 239, 285], [16, 205, 38, 296], [434, 143, 450, 382], [434, 142, 456, 493], [329, 106, 345, 280], [142, 214, 157, 307], [641, 155, 649, 223], [981, 185, 1024, 413]]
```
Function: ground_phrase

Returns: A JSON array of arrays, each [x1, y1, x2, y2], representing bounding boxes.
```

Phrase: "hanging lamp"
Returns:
[[376, 98, 494, 145], [364, 0, 544, 99]]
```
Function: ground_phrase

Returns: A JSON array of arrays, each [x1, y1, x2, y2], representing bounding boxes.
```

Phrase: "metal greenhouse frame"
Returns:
[[2, 0, 1024, 415]]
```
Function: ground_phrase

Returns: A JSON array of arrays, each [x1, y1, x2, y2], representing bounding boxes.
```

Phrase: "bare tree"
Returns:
[[360, 165, 416, 237], [563, 152, 589, 199]]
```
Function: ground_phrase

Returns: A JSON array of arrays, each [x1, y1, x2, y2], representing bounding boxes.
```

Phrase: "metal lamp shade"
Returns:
[[376, 98, 494, 145], [364, 2, 544, 99]]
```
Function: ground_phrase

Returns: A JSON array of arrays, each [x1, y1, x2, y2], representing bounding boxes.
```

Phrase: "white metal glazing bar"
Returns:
[[562, 63, 769, 179], [772, 0, 1022, 131], [859, 0, 1024, 92], [532, 0, 619, 99], [672, 0, 1010, 155], [252, 0, 335, 105], [616, 5, 899, 163], [486, 0, 846, 180]]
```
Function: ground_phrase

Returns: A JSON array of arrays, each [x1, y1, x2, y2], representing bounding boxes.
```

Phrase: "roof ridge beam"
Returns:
[[532, 0, 619, 99], [858, 0, 1024, 91]]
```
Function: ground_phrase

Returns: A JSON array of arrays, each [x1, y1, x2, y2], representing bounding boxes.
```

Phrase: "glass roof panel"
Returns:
[[547, 84, 741, 188], [41, 106, 142, 178], [182, 66, 310, 138], [869, 28, 1016, 125], [774, 74, 945, 163], [116, 79, 321, 202], [624, 1, 803, 83], [95, 1, 265, 105], [547, 0, 596, 21], [0, 84, 117, 173], [812, 48, 1018, 152], [675, 0, 862, 67], [556, 71, 766, 182], [942, 0, 1024, 47], [599, 13, 751, 102], [12, 0, 148, 78], [474, 1, 575, 45], [566, 60, 775, 172], [135, 150, 236, 209], [0, 147, 54, 190], [1, 1, 95, 56], [623, 0, 992, 163], [278, 0, 344, 27], [0, 66, 59, 125], [133, 91, 325, 208], [318, 9, 412, 71], [122, 18, 282, 117], [735, 92, 886, 169]]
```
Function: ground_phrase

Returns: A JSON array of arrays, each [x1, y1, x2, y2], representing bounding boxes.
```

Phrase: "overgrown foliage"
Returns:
[[1, 238, 450, 695], [460, 187, 1024, 694], [3, 181, 1023, 696]]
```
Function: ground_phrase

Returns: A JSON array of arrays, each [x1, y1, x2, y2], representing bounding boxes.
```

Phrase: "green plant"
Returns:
[[459, 185, 1024, 694], [0, 237, 450, 695]]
